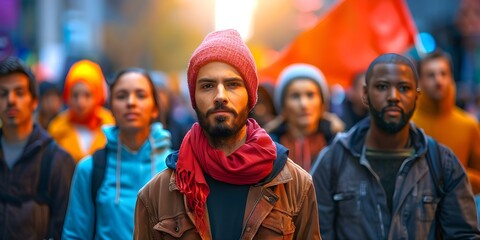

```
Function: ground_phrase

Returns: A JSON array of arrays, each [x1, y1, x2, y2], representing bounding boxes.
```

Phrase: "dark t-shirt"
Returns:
[[366, 147, 414, 212], [205, 174, 249, 240]]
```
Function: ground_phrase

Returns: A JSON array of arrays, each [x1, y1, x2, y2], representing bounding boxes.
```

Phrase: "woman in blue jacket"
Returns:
[[62, 68, 173, 240]]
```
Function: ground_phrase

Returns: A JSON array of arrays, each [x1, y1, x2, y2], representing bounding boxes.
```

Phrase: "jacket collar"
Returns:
[[338, 117, 429, 158], [0, 123, 53, 161]]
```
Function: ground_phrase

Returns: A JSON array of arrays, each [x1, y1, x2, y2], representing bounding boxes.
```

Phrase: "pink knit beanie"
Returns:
[[187, 29, 258, 110]]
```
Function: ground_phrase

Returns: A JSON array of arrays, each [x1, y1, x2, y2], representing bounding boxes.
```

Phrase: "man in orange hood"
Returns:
[[412, 49, 480, 193], [48, 60, 114, 163]]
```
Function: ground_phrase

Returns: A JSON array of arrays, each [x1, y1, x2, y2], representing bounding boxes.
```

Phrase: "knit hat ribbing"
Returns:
[[274, 63, 330, 113], [187, 29, 258, 110]]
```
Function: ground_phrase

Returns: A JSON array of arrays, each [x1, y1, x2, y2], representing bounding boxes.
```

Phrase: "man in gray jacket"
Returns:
[[311, 53, 480, 239]]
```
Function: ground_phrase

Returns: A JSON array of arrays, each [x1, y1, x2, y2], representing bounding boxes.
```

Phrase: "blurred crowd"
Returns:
[[2, 42, 480, 240], [1, 0, 480, 239]]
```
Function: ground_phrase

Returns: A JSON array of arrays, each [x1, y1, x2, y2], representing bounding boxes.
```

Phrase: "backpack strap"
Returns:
[[36, 140, 56, 205], [91, 148, 107, 203], [91, 147, 107, 238], [38, 140, 58, 240], [425, 137, 445, 198]]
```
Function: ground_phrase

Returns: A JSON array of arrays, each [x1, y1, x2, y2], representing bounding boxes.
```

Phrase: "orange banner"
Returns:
[[258, 0, 417, 88]]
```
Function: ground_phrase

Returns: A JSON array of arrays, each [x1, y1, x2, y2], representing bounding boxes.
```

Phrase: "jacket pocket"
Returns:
[[417, 195, 439, 222], [153, 214, 196, 238], [258, 210, 295, 239], [333, 191, 359, 218]]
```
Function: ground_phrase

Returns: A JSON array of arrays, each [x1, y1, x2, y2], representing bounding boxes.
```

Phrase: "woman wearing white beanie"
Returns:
[[267, 63, 344, 171]]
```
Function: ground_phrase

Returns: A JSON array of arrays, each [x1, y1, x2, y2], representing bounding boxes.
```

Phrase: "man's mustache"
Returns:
[[381, 103, 403, 114], [206, 104, 237, 118]]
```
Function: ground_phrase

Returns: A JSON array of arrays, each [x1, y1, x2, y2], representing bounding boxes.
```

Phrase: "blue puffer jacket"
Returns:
[[311, 118, 480, 240], [62, 123, 172, 240]]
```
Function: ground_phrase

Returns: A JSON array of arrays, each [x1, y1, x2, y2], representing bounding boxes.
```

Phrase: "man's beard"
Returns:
[[368, 98, 415, 134], [195, 102, 249, 145]]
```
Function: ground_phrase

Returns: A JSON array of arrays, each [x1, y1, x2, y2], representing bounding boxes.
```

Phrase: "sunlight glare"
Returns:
[[215, 0, 257, 41]]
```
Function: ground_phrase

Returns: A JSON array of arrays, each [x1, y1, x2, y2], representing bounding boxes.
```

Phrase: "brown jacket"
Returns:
[[134, 158, 321, 239]]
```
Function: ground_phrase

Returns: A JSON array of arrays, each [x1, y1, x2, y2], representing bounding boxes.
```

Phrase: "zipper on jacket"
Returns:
[[377, 204, 385, 239]]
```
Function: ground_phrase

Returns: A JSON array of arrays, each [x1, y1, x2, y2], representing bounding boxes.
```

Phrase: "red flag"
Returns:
[[258, 0, 417, 88]]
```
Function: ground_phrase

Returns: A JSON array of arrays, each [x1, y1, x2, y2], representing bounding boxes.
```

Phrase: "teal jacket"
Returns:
[[62, 123, 172, 240]]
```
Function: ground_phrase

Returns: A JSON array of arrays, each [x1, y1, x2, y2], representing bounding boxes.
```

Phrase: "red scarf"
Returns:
[[175, 118, 276, 235], [68, 108, 102, 130]]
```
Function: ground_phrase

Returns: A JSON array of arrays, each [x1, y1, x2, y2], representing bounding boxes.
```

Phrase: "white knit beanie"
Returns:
[[274, 63, 329, 113]]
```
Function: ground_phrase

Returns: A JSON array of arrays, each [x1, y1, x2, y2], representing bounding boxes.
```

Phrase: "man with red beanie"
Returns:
[[134, 29, 320, 239]]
